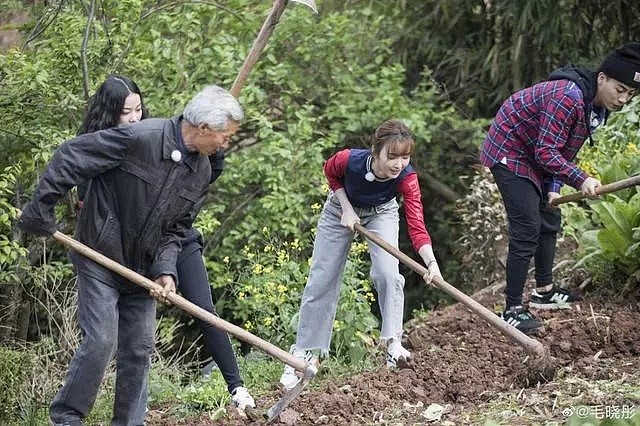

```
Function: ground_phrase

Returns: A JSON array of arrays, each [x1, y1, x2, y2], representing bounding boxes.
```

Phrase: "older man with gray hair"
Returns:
[[17, 84, 242, 426]]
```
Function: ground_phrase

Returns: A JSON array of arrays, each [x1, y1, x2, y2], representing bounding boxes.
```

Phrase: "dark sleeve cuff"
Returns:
[[16, 203, 57, 236], [149, 260, 177, 282]]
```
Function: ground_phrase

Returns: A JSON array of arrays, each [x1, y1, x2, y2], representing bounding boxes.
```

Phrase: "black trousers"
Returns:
[[177, 241, 243, 392], [491, 165, 562, 308]]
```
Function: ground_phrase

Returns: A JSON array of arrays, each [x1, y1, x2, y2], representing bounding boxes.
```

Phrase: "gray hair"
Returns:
[[183, 85, 244, 129]]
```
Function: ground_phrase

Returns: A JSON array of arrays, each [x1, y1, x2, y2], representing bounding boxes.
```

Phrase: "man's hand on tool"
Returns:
[[15, 204, 57, 237], [152, 275, 176, 305], [547, 191, 561, 206], [580, 177, 602, 198]]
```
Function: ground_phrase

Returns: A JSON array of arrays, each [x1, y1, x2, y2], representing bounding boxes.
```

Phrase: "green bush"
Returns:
[[567, 98, 640, 294], [220, 226, 378, 363]]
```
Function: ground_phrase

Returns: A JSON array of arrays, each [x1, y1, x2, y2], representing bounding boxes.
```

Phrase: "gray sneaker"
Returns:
[[386, 338, 411, 368]]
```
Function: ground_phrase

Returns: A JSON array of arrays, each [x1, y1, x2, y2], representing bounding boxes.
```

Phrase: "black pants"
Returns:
[[491, 165, 562, 308], [177, 241, 243, 392]]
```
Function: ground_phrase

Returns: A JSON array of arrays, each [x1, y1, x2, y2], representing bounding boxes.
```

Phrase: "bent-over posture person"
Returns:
[[76, 75, 254, 410], [17, 84, 243, 426], [480, 43, 640, 333], [280, 119, 442, 390]]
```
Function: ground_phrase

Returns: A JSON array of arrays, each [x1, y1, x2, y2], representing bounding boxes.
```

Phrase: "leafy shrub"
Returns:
[[453, 168, 508, 293], [218, 225, 378, 363], [0, 346, 33, 420]]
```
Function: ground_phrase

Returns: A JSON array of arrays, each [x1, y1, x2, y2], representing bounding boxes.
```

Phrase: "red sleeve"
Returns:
[[323, 149, 351, 191], [397, 172, 432, 251]]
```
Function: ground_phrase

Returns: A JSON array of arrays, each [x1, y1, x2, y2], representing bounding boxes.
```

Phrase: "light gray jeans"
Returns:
[[49, 267, 155, 426], [295, 193, 405, 355]]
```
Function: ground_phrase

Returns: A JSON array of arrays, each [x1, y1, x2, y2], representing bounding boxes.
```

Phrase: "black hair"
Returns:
[[77, 75, 149, 135]]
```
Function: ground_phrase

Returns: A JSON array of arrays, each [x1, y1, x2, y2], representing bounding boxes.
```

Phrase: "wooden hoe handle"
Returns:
[[40, 226, 308, 373], [550, 174, 640, 206], [353, 223, 545, 358]]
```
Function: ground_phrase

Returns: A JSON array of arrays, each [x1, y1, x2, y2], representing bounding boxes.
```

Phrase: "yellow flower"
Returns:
[[333, 319, 342, 331], [366, 291, 375, 302], [223, 256, 230, 264], [277, 250, 289, 265], [263, 316, 273, 327], [350, 241, 368, 255], [253, 264, 263, 274], [311, 203, 322, 211], [624, 143, 638, 155], [277, 284, 287, 293]]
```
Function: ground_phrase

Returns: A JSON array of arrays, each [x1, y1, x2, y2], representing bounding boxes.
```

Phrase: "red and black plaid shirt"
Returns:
[[480, 79, 590, 193]]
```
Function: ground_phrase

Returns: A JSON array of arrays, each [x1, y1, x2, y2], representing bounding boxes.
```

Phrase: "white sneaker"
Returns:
[[386, 338, 411, 368], [231, 386, 255, 409], [279, 345, 317, 390]]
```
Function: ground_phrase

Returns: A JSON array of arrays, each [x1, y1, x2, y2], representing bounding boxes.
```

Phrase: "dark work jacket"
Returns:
[[21, 116, 211, 285]]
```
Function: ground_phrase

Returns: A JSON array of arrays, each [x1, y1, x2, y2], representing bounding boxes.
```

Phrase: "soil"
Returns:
[[147, 284, 640, 425]]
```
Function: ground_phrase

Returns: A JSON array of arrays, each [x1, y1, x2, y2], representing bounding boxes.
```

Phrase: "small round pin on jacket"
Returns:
[[171, 150, 182, 162], [365, 171, 375, 182]]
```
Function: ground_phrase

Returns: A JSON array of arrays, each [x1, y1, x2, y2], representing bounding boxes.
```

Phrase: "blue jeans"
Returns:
[[50, 265, 156, 426], [295, 193, 404, 355]]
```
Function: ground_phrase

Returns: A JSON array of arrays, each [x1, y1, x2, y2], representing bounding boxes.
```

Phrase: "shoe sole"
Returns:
[[530, 302, 572, 310], [520, 326, 541, 336]]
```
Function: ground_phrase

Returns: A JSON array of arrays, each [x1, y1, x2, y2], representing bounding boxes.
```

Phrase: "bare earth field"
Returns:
[[148, 285, 640, 425]]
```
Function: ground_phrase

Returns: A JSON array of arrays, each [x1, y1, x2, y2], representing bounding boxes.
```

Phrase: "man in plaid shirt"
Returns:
[[480, 43, 640, 333]]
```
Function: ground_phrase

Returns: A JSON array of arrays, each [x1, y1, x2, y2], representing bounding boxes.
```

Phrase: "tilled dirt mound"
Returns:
[[150, 292, 640, 425]]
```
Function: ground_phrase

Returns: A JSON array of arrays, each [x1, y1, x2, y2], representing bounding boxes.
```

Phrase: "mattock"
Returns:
[[353, 223, 546, 358], [19, 218, 318, 423], [224, 0, 320, 422]]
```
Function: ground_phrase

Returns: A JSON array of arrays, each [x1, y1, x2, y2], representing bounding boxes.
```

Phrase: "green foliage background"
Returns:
[[1, 0, 639, 423]]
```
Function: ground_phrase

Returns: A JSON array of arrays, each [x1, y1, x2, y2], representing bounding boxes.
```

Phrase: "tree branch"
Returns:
[[22, 0, 66, 49], [420, 171, 461, 202], [206, 187, 264, 250], [80, 0, 96, 100]]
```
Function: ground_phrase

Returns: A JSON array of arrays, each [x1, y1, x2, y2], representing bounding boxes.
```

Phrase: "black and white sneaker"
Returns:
[[501, 305, 541, 333], [530, 287, 578, 310]]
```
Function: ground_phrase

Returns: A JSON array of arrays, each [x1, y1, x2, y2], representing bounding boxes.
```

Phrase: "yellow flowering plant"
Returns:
[[217, 231, 379, 363]]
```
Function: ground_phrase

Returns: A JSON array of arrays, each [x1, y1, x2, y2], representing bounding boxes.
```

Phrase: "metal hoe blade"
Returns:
[[266, 364, 318, 423], [291, 0, 318, 13]]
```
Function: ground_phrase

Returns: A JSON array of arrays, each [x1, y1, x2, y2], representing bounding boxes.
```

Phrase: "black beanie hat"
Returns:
[[599, 43, 640, 89]]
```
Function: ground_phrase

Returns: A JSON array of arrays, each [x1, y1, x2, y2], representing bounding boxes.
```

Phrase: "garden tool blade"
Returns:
[[266, 365, 317, 423], [291, 0, 318, 13]]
